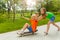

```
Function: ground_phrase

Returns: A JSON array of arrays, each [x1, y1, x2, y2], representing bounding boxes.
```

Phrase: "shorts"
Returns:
[[27, 26, 32, 32], [50, 16, 55, 22]]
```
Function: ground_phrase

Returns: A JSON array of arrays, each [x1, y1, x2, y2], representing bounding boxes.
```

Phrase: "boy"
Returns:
[[17, 14, 39, 36], [39, 7, 60, 35]]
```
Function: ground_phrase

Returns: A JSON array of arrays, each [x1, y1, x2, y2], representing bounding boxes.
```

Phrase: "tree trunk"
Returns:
[[30, 10, 32, 15], [7, 1, 11, 19], [13, 5, 16, 22]]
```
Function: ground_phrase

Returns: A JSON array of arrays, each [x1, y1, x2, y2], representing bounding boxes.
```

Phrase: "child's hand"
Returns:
[[43, 15, 46, 19]]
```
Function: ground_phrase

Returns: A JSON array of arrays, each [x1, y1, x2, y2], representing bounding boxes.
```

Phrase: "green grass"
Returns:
[[0, 13, 60, 33], [0, 18, 29, 33]]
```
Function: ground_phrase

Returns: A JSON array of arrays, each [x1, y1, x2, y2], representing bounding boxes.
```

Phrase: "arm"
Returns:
[[22, 16, 30, 20], [37, 15, 43, 21]]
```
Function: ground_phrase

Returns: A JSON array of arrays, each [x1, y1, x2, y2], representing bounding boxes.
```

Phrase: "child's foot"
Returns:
[[58, 28, 60, 31], [44, 32, 48, 36], [17, 31, 21, 34], [17, 31, 24, 37]]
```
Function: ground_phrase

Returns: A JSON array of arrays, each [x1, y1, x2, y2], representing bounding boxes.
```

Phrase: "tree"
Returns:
[[35, 0, 43, 15], [19, 0, 27, 16], [44, 0, 60, 12], [45, 1, 54, 11], [0, 1, 6, 15], [12, 0, 18, 22]]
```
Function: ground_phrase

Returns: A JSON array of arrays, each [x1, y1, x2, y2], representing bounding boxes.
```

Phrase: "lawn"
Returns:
[[0, 13, 60, 33]]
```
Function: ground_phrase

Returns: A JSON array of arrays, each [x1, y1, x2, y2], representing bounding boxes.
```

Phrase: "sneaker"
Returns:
[[17, 31, 24, 37], [44, 32, 48, 36], [17, 31, 24, 35]]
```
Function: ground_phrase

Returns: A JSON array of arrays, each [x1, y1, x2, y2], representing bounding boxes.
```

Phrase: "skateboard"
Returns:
[[17, 30, 38, 37]]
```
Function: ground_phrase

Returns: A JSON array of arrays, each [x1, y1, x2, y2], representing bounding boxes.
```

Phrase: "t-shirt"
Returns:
[[30, 19, 38, 32], [46, 12, 54, 19]]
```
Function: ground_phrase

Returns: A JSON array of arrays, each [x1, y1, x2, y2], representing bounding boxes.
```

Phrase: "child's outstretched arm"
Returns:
[[22, 16, 30, 20], [37, 15, 43, 21]]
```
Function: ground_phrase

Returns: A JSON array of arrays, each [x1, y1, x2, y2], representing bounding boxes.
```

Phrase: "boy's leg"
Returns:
[[22, 23, 30, 30], [51, 22, 60, 31], [17, 23, 30, 34]]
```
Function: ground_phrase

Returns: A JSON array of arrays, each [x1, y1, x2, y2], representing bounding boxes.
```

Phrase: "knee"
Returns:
[[47, 23, 50, 25], [25, 23, 28, 24], [52, 23, 55, 25], [47, 23, 50, 26], [47, 22, 51, 25], [25, 23, 28, 25]]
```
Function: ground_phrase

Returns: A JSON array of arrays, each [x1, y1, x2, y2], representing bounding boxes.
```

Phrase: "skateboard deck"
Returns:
[[18, 30, 38, 37], [18, 32, 35, 37]]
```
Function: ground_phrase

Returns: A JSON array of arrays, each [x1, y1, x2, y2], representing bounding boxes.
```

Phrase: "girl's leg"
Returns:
[[45, 21, 51, 35], [51, 22, 60, 31]]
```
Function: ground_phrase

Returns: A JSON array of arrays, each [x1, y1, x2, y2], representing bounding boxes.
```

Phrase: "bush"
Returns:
[[53, 12, 60, 15]]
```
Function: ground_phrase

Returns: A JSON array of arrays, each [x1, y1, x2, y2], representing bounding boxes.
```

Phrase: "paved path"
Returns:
[[0, 22, 60, 40]]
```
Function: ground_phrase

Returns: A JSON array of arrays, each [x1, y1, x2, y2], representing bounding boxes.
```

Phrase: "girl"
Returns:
[[39, 7, 60, 35]]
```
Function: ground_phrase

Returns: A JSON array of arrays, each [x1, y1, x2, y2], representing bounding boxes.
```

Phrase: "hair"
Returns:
[[40, 7, 46, 16], [31, 14, 36, 17]]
